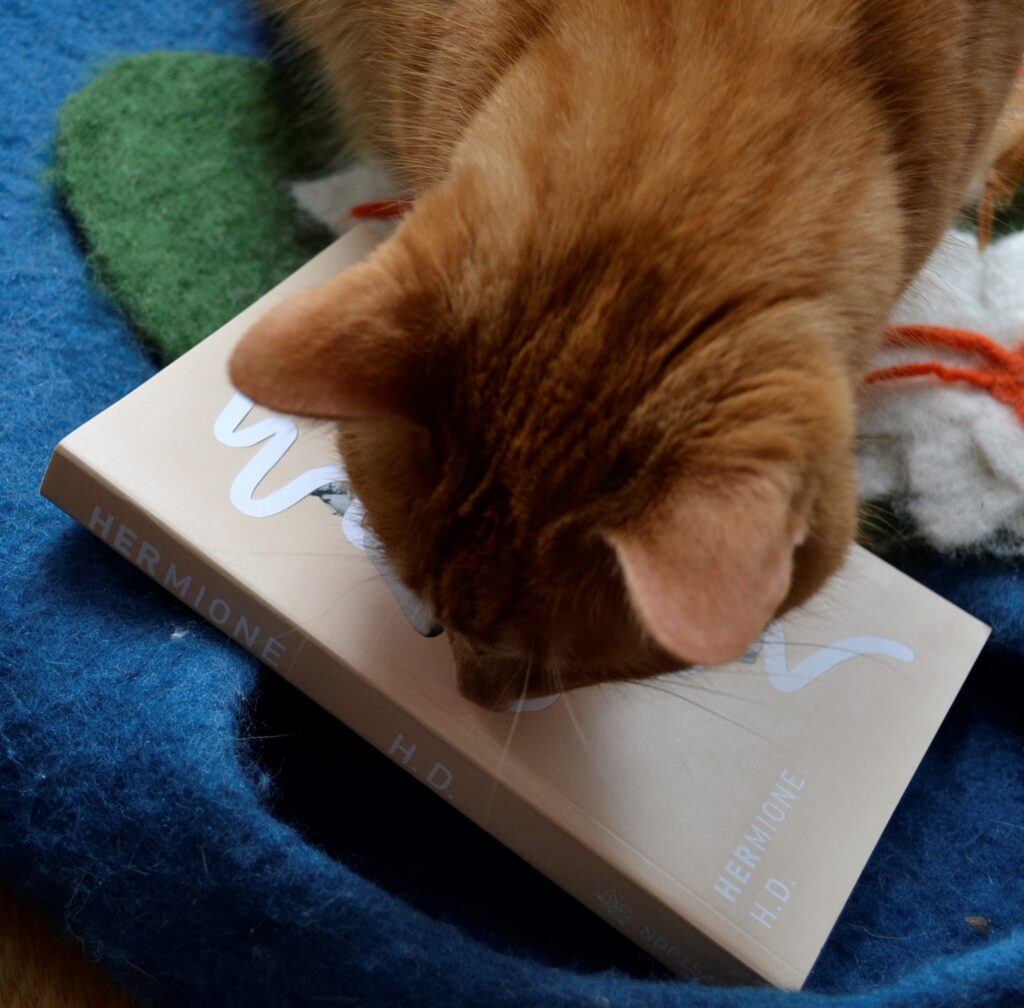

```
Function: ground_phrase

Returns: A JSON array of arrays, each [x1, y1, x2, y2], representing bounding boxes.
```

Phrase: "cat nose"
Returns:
[[451, 639, 528, 711], [457, 673, 518, 711]]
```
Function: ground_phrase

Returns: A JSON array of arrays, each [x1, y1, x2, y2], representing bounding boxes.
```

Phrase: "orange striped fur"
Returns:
[[234, 1, 1024, 706]]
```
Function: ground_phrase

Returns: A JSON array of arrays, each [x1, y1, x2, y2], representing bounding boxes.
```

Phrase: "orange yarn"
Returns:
[[866, 324, 1024, 423], [349, 199, 413, 220]]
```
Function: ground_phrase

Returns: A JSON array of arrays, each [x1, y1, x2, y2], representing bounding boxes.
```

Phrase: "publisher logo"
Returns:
[[595, 890, 634, 926]]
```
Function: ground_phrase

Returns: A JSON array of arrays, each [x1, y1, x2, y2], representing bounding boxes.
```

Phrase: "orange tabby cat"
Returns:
[[231, 1, 1024, 708]]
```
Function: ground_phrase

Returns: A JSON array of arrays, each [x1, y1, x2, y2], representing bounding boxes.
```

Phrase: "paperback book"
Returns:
[[42, 226, 990, 988]]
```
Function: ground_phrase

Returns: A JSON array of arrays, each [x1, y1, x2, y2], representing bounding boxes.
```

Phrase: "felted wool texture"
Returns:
[[53, 51, 333, 362], [1, 3, 1023, 1005], [858, 228, 1024, 555]]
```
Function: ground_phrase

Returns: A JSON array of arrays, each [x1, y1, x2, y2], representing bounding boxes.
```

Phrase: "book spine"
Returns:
[[40, 442, 765, 988]]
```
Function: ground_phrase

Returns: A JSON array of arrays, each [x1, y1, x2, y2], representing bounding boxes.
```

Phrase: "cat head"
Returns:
[[230, 185, 863, 709]]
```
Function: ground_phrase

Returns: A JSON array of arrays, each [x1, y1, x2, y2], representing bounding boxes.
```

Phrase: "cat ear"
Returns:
[[229, 260, 424, 421], [606, 477, 804, 667]]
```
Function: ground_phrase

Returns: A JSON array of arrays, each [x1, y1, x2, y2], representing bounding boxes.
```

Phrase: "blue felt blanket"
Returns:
[[1, 2, 1022, 1005]]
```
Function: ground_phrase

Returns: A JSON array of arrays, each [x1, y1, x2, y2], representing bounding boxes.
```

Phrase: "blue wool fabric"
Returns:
[[1, 3, 1022, 1006]]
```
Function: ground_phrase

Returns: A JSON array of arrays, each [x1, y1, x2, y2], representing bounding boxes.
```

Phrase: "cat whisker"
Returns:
[[278, 571, 384, 637], [630, 679, 773, 743], [557, 680, 591, 753], [855, 500, 912, 548], [481, 653, 533, 828], [657, 672, 757, 702]]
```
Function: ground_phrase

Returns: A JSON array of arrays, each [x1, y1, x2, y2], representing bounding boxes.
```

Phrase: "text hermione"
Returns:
[[88, 504, 288, 668], [713, 768, 806, 905]]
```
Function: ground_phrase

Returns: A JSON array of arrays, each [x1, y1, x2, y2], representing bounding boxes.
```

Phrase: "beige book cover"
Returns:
[[41, 225, 990, 989]]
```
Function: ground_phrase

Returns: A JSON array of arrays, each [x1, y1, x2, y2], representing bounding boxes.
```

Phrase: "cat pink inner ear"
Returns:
[[229, 266, 419, 421], [608, 479, 801, 668]]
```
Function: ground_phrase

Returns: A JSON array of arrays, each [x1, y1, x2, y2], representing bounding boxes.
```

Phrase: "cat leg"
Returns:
[[977, 74, 1024, 247], [291, 159, 405, 237]]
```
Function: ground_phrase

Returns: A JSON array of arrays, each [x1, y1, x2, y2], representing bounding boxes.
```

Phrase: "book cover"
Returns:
[[41, 225, 990, 988]]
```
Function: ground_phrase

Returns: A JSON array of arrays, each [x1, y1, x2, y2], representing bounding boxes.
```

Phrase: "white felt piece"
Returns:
[[291, 160, 403, 237], [854, 437, 903, 501], [858, 227, 1024, 555], [889, 230, 984, 326], [977, 413, 1024, 491]]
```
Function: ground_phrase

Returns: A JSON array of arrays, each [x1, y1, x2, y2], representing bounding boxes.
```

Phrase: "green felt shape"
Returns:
[[55, 52, 335, 361]]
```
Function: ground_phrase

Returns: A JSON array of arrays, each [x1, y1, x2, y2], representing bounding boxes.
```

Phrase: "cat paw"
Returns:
[[291, 160, 404, 236]]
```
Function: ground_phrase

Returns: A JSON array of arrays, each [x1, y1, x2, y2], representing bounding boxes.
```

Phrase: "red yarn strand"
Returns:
[[866, 324, 1024, 424], [348, 199, 413, 220]]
